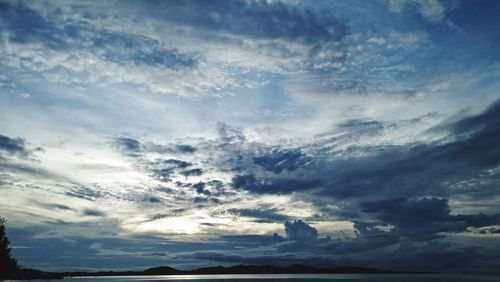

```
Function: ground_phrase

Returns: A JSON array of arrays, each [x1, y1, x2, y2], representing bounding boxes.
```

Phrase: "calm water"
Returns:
[[20, 274, 500, 282]]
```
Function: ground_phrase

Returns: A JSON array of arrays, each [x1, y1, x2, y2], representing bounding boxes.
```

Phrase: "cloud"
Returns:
[[65, 186, 104, 201], [192, 182, 211, 196], [220, 234, 285, 246], [0, 1, 199, 69], [0, 134, 38, 158], [38, 202, 75, 212], [181, 168, 204, 177], [228, 208, 289, 223], [162, 159, 192, 168], [82, 208, 106, 217], [176, 144, 197, 154], [362, 197, 451, 226], [389, 0, 446, 23], [115, 137, 142, 154], [231, 174, 321, 194], [284, 220, 318, 242], [0, 0, 351, 98], [477, 226, 500, 235], [253, 148, 310, 174], [0, 1, 227, 97], [361, 196, 500, 239], [135, 0, 347, 44]]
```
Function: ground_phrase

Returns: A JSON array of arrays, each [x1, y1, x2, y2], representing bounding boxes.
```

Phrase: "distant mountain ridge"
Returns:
[[2, 263, 427, 279], [59, 264, 397, 277]]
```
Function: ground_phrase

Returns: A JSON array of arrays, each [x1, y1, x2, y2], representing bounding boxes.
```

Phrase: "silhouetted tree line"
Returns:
[[0, 217, 62, 279], [0, 217, 20, 277]]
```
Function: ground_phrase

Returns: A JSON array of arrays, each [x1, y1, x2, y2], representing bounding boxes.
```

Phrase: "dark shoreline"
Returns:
[[2, 264, 432, 280]]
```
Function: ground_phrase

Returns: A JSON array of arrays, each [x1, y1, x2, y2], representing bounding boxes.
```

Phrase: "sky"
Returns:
[[0, 0, 500, 273]]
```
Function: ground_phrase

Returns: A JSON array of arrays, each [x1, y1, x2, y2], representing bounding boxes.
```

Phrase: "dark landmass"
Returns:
[[0, 268, 64, 280], [0, 264, 432, 280], [58, 264, 420, 277]]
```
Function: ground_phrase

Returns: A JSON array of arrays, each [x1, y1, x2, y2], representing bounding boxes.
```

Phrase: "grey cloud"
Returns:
[[135, 0, 347, 44], [0, 134, 28, 156], [220, 234, 285, 247], [228, 208, 289, 223], [217, 123, 246, 145], [176, 144, 197, 153], [115, 137, 142, 155], [162, 159, 192, 168], [82, 209, 106, 217], [147, 197, 162, 204], [253, 148, 310, 174], [232, 174, 321, 194], [181, 168, 204, 177], [0, 1, 199, 70], [357, 196, 500, 245], [192, 182, 211, 196], [40, 203, 75, 212], [336, 119, 385, 135], [285, 220, 318, 242], [66, 186, 104, 201], [310, 100, 500, 200], [97, 32, 198, 69], [478, 227, 500, 234], [0, 134, 41, 158]]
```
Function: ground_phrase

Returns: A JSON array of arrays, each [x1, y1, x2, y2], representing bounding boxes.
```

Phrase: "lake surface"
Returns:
[[21, 274, 500, 282]]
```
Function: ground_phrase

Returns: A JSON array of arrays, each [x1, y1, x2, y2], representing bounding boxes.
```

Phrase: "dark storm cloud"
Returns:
[[253, 149, 310, 174], [232, 174, 321, 194], [478, 227, 500, 234], [135, 0, 347, 44], [228, 208, 289, 223], [190, 99, 500, 269], [360, 197, 500, 240], [0, 134, 41, 158], [0, 134, 27, 155], [176, 144, 197, 153], [0, 0, 66, 48], [299, 99, 500, 200]]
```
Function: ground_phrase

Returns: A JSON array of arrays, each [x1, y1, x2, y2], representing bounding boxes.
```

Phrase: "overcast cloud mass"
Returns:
[[1, 0, 500, 273]]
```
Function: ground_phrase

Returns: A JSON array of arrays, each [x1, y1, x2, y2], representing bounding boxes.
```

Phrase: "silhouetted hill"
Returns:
[[189, 264, 388, 275], [58, 264, 395, 277], [1, 263, 419, 280], [143, 266, 183, 275]]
